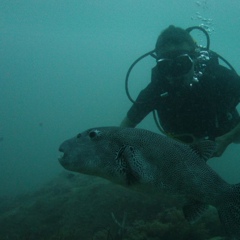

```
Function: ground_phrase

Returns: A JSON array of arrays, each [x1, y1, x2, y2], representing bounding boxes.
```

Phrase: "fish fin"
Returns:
[[182, 200, 209, 223], [189, 140, 217, 161], [217, 183, 240, 239], [116, 145, 141, 186]]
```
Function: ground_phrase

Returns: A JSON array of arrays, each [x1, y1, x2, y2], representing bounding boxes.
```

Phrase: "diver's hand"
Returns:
[[214, 134, 232, 157], [214, 122, 240, 157]]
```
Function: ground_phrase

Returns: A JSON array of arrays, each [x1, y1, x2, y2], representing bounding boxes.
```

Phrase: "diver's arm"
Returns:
[[214, 121, 240, 157], [120, 67, 159, 128], [120, 116, 136, 128]]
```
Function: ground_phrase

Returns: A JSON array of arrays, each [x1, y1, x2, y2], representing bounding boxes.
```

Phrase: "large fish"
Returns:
[[58, 127, 240, 239]]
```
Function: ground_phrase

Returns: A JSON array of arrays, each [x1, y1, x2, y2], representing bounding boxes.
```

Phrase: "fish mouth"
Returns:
[[58, 145, 67, 162], [58, 153, 74, 171], [58, 152, 67, 164], [58, 154, 70, 170]]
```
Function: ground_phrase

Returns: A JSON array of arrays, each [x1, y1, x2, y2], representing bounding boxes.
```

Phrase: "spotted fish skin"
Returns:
[[59, 127, 240, 239]]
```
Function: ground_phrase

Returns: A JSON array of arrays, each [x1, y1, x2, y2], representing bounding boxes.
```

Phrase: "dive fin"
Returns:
[[183, 200, 209, 223]]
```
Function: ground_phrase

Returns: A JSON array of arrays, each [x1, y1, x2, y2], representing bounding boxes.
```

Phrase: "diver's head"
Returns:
[[155, 25, 196, 87]]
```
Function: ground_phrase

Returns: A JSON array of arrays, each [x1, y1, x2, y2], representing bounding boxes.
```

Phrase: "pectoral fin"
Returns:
[[115, 145, 141, 185], [190, 140, 217, 161]]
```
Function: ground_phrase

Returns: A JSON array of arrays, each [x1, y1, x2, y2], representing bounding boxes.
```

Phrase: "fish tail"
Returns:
[[217, 183, 240, 239]]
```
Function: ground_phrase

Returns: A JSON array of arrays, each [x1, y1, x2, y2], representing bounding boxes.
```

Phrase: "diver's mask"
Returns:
[[157, 53, 194, 78]]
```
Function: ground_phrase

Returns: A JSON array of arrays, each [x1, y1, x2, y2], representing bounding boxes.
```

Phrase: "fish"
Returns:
[[58, 126, 240, 239]]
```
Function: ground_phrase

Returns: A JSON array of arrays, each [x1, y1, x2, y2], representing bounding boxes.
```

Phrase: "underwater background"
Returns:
[[0, 0, 240, 239]]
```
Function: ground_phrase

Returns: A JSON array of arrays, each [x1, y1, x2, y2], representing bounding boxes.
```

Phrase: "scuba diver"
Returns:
[[120, 25, 240, 157]]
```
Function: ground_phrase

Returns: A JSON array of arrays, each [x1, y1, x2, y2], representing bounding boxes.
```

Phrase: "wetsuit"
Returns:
[[127, 61, 240, 142]]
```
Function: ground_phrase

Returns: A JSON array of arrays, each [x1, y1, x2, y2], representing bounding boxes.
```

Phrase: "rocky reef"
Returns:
[[0, 172, 226, 239]]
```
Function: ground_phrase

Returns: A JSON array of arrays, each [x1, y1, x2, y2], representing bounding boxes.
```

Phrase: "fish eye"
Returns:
[[88, 129, 102, 139], [89, 131, 97, 138]]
